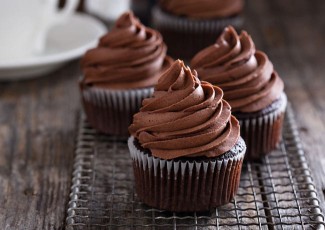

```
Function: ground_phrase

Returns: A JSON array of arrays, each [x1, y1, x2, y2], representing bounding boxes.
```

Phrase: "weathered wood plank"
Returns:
[[0, 61, 80, 230], [245, 0, 325, 212]]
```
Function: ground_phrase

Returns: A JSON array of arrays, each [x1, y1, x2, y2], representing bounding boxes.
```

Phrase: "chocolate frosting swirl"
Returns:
[[81, 11, 173, 89], [191, 26, 284, 113], [129, 60, 240, 160], [159, 0, 243, 19]]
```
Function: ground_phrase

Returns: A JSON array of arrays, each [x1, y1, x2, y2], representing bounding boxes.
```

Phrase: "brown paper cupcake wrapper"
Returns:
[[128, 136, 246, 212], [152, 7, 244, 60], [81, 84, 154, 136], [238, 93, 288, 160]]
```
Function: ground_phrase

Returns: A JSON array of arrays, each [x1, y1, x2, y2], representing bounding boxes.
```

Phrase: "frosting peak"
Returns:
[[129, 60, 240, 160], [81, 11, 172, 89], [115, 12, 133, 27], [191, 26, 284, 112], [159, 0, 244, 19]]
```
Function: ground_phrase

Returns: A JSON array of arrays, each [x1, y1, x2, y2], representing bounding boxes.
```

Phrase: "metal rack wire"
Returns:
[[66, 104, 325, 229]]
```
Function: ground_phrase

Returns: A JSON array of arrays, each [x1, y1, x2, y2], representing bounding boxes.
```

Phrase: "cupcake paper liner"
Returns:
[[237, 93, 288, 160], [152, 7, 244, 60], [81, 82, 154, 136], [128, 136, 246, 212]]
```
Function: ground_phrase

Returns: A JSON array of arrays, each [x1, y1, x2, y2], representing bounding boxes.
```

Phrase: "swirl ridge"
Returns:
[[129, 60, 240, 160], [191, 26, 284, 112], [81, 11, 172, 89]]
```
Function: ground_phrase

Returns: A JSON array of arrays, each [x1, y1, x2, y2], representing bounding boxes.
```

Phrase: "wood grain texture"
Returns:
[[1, 0, 325, 229], [244, 0, 325, 211], [0, 62, 80, 230]]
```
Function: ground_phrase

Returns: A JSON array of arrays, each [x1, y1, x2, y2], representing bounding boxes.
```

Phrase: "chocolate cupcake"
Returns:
[[152, 0, 244, 60], [191, 26, 287, 160], [128, 60, 246, 212], [80, 11, 173, 136]]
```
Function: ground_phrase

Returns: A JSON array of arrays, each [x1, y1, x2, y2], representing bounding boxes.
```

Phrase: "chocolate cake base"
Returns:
[[128, 136, 246, 212], [233, 92, 287, 160]]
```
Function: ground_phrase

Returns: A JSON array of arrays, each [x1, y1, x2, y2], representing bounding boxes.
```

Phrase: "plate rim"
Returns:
[[0, 13, 106, 69]]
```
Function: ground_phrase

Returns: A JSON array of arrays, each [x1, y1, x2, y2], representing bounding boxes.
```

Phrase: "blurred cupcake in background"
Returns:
[[191, 26, 287, 160], [152, 0, 244, 60], [80, 11, 173, 136], [131, 0, 157, 25]]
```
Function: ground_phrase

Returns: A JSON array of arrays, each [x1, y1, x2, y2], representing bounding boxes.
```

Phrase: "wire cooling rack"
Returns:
[[66, 104, 325, 229]]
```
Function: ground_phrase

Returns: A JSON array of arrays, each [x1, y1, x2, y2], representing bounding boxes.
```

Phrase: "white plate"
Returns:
[[0, 13, 107, 80]]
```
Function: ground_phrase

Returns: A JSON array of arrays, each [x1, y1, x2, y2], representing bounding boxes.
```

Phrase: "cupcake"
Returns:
[[191, 26, 287, 160], [152, 0, 244, 60], [80, 11, 173, 136], [128, 60, 246, 212]]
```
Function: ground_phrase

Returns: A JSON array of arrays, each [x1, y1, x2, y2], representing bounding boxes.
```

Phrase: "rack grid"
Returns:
[[66, 105, 325, 229]]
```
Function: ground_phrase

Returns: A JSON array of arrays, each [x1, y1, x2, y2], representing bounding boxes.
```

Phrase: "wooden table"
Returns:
[[0, 0, 324, 229]]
